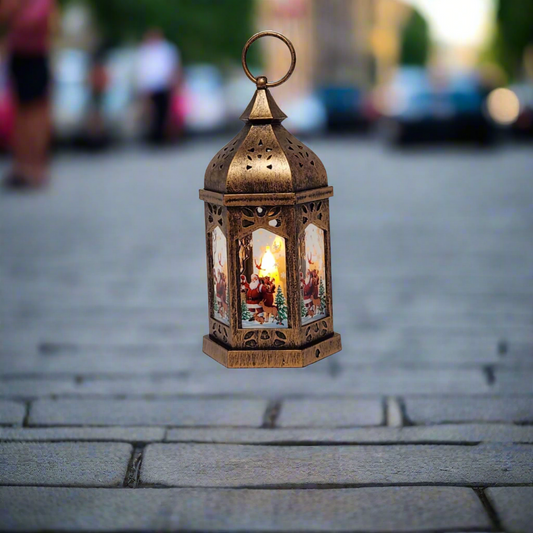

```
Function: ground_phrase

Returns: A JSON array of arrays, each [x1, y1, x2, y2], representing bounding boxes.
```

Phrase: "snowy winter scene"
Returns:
[[300, 224, 327, 325], [239, 228, 288, 328]]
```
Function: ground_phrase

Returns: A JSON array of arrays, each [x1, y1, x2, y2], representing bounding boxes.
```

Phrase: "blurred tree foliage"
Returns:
[[493, 0, 533, 79], [399, 8, 430, 66], [59, 0, 258, 65]]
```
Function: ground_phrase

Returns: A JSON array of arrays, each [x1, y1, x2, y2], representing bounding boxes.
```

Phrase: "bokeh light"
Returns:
[[486, 88, 520, 125]]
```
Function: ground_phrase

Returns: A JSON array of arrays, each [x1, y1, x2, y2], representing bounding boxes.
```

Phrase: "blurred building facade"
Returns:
[[255, 0, 413, 97]]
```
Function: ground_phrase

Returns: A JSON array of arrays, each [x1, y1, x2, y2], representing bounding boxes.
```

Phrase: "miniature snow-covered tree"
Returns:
[[319, 279, 326, 314], [275, 286, 288, 325], [241, 299, 252, 321]]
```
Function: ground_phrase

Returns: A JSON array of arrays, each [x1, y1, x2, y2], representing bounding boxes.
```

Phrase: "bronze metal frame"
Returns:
[[200, 31, 341, 368]]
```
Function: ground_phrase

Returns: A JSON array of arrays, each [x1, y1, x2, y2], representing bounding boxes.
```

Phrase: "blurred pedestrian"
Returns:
[[136, 28, 180, 145], [82, 44, 110, 150], [0, 0, 57, 189]]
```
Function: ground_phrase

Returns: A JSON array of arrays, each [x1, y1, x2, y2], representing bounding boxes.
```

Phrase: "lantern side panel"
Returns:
[[300, 223, 328, 325], [239, 228, 288, 329], [212, 226, 230, 326]]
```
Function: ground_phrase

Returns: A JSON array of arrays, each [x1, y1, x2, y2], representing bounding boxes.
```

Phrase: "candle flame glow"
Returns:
[[261, 246, 277, 276]]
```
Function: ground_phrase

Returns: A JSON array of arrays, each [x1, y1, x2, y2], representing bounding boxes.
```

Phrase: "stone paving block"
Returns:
[[141, 443, 533, 487], [493, 370, 533, 394], [0, 401, 25, 425], [405, 396, 533, 424], [29, 398, 267, 427], [277, 399, 383, 427], [75, 368, 491, 396], [0, 486, 491, 532], [486, 487, 533, 533], [165, 424, 533, 444], [1, 353, 200, 377], [0, 379, 78, 399], [0, 426, 165, 442], [185, 368, 491, 395], [0, 442, 132, 486]]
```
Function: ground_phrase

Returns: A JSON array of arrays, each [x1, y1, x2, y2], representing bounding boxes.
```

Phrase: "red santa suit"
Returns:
[[241, 275, 265, 317], [301, 271, 318, 313]]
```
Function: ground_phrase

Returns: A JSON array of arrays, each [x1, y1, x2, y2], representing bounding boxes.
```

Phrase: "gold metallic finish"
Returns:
[[203, 333, 342, 369], [241, 30, 296, 88], [201, 32, 341, 368], [198, 187, 334, 207]]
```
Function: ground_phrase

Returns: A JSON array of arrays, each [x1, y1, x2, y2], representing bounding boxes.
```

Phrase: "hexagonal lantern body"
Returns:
[[200, 86, 341, 368]]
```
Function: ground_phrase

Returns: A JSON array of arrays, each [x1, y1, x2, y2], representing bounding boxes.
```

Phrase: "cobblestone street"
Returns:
[[1, 139, 533, 532]]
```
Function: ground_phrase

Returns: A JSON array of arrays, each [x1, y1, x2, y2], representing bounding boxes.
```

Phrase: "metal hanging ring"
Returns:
[[242, 31, 296, 88]]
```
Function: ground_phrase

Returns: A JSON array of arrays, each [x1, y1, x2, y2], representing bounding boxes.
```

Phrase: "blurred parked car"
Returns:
[[317, 85, 368, 132], [283, 93, 327, 135], [52, 48, 91, 144], [379, 67, 493, 146], [182, 65, 226, 134], [510, 83, 533, 139], [53, 47, 150, 147]]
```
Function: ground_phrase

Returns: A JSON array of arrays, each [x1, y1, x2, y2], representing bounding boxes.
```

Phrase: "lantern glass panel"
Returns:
[[300, 223, 328, 324], [212, 226, 229, 325], [239, 228, 288, 329]]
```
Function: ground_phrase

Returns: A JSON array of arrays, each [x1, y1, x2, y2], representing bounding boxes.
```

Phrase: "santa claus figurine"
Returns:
[[301, 269, 319, 315], [241, 273, 265, 320]]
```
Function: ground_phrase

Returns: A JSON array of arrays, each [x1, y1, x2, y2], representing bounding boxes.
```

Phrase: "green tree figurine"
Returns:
[[319, 279, 327, 314], [275, 286, 288, 325], [241, 299, 252, 321]]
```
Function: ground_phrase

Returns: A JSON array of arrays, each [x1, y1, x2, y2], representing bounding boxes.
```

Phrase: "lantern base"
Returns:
[[202, 333, 341, 368]]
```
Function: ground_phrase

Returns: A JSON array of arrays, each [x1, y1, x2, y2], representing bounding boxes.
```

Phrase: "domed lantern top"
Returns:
[[204, 32, 328, 196], [200, 31, 341, 368]]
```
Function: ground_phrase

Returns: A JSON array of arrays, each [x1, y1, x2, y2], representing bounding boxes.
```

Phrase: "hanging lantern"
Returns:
[[200, 31, 341, 368]]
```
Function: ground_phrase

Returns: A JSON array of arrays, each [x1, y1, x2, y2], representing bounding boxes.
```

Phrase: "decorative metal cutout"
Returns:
[[241, 205, 284, 230]]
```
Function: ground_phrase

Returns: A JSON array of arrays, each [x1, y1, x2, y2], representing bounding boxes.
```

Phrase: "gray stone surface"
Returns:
[[0, 426, 165, 442], [0, 401, 25, 426], [165, 424, 533, 444], [405, 396, 533, 424], [277, 399, 383, 427], [0, 379, 78, 399], [72, 368, 491, 396], [141, 443, 533, 487], [493, 370, 533, 394], [0, 442, 132, 486], [1, 140, 533, 530], [486, 487, 533, 533], [0, 486, 491, 532], [29, 399, 267, 427]]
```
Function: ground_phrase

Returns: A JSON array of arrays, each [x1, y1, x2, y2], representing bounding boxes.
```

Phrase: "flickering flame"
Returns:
[[261, 247, 277, 276]]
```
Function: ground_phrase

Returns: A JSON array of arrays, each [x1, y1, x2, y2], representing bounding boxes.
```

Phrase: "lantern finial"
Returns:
[[239, 88, 287, 122]]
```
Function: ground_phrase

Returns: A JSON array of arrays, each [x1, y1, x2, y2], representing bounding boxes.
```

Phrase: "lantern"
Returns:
[[200, 31, 341, 368]]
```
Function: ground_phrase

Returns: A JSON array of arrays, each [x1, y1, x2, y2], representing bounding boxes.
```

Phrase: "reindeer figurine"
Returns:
[[259, 299, 278, 323]]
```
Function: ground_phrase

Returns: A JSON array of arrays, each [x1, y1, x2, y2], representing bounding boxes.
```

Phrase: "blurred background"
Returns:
[[1, 0, 532, 150], [1, 0, 532, 379]]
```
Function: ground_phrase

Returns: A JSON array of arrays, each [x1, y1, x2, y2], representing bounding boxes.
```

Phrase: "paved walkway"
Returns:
[[1, 140, 532, 532]]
